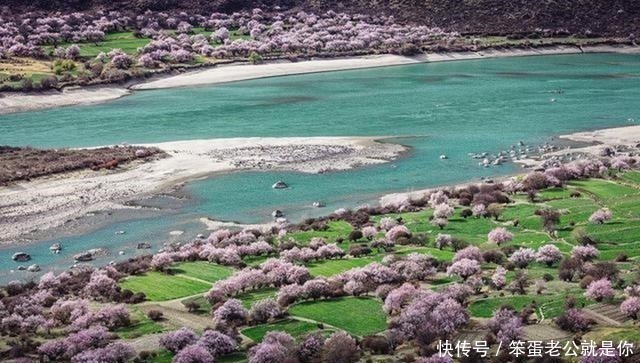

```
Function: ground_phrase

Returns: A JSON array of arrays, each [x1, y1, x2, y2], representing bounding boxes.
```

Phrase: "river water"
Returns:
[[1, 53, 639, 281]]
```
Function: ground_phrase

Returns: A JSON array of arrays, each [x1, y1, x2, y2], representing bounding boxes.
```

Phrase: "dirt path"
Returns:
[[584, 303, 629, 327], [128, 333, 164, 352], [138, 302, 214, 333]]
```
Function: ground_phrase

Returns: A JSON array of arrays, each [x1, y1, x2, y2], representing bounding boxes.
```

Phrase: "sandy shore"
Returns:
[[133, 45, 638, 90], [0, 136, 405, 244], [0, 87, 130, 115], [379, 125, 640, 207]]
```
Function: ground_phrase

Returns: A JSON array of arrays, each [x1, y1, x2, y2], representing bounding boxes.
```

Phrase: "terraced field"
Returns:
[[112, 172, 640, 361]]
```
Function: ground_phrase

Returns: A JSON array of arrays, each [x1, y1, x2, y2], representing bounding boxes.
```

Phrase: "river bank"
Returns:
[[1, 44, 638, 115], [379, 124, 640, 207], [0, 137, 406, 244]]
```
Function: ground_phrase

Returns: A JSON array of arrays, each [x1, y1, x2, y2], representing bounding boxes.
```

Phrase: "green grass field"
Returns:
[[171, 261, 233, 282], [288, 221, 353, 244], [306, 257, 379, 277], [46, 28, 252, 59], [181, 287, 278, 313], [241, 319, 323, 342], [289, 297, 387, 336], [120, 262, 231, 301], [120, 272, 211, 301], [115, 309, 165, 339], [469, 292, 592, 318]]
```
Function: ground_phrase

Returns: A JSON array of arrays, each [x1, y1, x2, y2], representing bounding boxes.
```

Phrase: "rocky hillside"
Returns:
[[1, 0, 638, 36]]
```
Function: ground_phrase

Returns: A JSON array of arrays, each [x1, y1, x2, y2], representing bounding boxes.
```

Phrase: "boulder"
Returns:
[[272, 180, 288, 189], [137, 242, 152, 249], [272, 210, 284, 218], [73, 248, 106, 262], [12, 252, 31, 262], [74, 252, 94, 262], [27, 264, 40, 272]]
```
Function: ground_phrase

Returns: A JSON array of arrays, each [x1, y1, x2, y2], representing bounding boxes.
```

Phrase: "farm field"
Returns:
[[103, 171, 640, 361], [119, 262, 232, 301], [288, 297, 387, 337]]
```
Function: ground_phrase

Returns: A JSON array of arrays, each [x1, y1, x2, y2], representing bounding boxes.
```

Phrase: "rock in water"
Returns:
[[312, 201, 325, 208], [272, 181, 288, 189], [73, 248, 106, 262], [12, 252, 31, 262], [27, 264, 40, 272], [74, 252, 94, 262], [137, 242, 152, 249], [50, 243, 62, 253], [272, 210, 284, 218]]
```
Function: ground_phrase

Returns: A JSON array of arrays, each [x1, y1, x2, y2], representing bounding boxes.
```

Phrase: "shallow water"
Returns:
[[1, 53, 639, 281]]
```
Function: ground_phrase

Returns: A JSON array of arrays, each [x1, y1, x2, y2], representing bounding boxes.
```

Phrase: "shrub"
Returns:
[[322, 332, 360, 363], [147, 310, 163, 321], [555, 308, 592, 332], [348, 230, 363, 242]]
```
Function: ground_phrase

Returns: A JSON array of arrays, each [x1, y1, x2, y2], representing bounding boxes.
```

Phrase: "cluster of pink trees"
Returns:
[[536, 244, 563, 266], [2, 8, 462, 83], [39, 326, 135, 362], [585, 278, 615, 302], [487, 227, 513, 245], [280, 243, 344, 263], [205, 258, 311, 308], [508, 247, 536, 269], [486, 308, 523, 344], [388, 289, 469, 350], [160, 327, 238, 361], [247, 330, 359, 363], [589, 208, 613, 224], [572, 244, 600, 261]]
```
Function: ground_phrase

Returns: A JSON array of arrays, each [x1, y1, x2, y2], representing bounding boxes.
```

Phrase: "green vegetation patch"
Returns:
[[237, 288, 279, 309], [469, 293, 591, 318], [289, 297, 387, 336], [242, 319, 323, 342], [171, 261, 233, 282], [288, 220, 354, 244], [120, 271, 212, 301], [307, 257, 379, 277]]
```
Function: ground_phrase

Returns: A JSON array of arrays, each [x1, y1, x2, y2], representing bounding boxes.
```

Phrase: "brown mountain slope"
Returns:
[[0, 0, 638, 36]]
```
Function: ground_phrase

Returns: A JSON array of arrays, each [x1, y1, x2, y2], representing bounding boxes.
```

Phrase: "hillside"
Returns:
[[1, 0, 638, 36]]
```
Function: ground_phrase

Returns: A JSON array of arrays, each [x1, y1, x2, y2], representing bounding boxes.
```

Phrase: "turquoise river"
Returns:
[[0, 53, 639, 281]]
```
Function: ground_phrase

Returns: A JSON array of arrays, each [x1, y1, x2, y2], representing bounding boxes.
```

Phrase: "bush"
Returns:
[[361, 335, 393, 355], [248, 51, 263, 64], [348, 245, 372, 257], [579, 275, 595, 289], [147, 310, 164, 321], [615, 253, 628, 262], [483, 250, 505, 264], [53, 59, 76, 75], [348, 230, 363, 242], [40, 76, 59, 90]]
